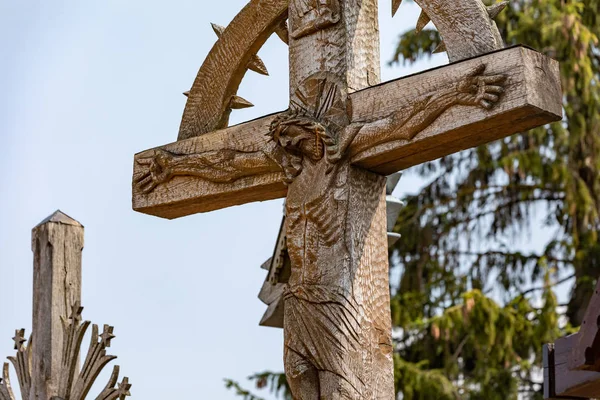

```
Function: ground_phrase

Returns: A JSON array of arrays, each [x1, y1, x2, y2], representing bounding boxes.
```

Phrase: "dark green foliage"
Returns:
[[227, 0, 599, 398], [388, 0, 598, 398]]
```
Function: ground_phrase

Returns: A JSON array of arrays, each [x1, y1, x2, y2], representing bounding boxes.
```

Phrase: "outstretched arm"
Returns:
[[351, 64, 507, 154], [135, 147, 282, 194]]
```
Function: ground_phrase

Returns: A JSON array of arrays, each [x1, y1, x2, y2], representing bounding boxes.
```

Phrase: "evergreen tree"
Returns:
[[228, 1, 599, 398]]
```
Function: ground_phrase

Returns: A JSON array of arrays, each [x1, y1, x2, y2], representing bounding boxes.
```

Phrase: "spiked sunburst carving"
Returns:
[[0, 304, 131, 400], [393, 0, 509, 61]]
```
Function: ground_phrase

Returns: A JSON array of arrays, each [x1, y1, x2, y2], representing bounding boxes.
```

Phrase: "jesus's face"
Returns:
[[299, 133, 324, 162], [281, 124, 325, 162]]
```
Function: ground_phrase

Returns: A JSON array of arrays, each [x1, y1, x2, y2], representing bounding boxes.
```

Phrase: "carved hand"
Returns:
[[456, 64, 507, 110], [136, 149, 175, 194]]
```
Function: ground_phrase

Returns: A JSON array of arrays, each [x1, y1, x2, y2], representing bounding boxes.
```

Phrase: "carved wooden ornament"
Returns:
[[0, 305, 130, 400], [131, 1, 563, 398], [1, 212, 131, 400]]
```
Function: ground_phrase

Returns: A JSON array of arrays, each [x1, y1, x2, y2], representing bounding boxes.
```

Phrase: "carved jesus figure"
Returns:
[[136, 65, 505, 398]]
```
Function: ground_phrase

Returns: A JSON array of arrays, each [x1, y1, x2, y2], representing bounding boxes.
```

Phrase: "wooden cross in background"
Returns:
[[131, 0, 562, 398], [0, 212, 131, 400]]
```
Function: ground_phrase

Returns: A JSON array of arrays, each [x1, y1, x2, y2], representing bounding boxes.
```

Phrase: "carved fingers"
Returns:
[[466, 63, 487, 78], [476, 74, 507, 109], [135, 149, 174, 194], [457, 64, 507, 109]]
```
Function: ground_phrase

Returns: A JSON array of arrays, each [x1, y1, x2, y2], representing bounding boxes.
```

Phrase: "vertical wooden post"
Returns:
[[30, 211, 84, 400]]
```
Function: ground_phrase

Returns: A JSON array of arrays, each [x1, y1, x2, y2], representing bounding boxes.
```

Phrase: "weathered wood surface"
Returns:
[[178, 0, 288, 140], [258, 173, 403, 329], [410, 0, 506, 62], [31, 210, 84, 400], [0, 211, 131, 400], [258, 218, 289, 328], [284, 1, 395, 397], [544, 278, 600, 399], [350, 46, 562, 173], [133, 46, 562, 219], [135, 114, 287, 219]]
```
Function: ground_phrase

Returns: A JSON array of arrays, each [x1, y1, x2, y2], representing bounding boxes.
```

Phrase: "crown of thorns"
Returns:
[[267, 110, 340, 162]]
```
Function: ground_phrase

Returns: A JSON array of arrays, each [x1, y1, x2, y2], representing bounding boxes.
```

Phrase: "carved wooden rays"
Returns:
[[0, 305, 130, 400]]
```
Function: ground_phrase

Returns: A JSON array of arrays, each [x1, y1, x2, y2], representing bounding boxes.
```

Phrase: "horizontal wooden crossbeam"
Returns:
[[349, 46, 562, 174], [134, 114, 285, 219], [132, 46, 562, 219]]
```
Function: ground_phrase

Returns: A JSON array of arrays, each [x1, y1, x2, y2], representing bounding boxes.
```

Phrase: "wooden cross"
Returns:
[[131, 0, 562, 397], [0, 211, 131, 400]]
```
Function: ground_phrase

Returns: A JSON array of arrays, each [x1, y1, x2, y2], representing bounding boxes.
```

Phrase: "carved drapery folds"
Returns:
[[0, 304, 131, 400]]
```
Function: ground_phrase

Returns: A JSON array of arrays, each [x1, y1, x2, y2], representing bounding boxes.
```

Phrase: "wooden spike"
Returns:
[[392, 0, 403, 17], [274, 19, 289, 45], [248, 55, 269, 76], [229, 95, 254, 110], [415, 9, 431, 34], [211, 23, 225, 37], [433, 41, 447, 54], [183, 91, 190, 97], [488, 1, 509, 19]]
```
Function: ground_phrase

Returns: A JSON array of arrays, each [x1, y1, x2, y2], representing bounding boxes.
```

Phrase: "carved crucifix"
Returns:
[[132, 0, 562, 398]]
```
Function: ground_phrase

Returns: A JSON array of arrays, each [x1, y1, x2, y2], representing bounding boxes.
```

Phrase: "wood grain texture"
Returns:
[[258, 173, 403, 330], [413, 0, 504, 62], [134, 114, 287, 219], [1, 212, 131, 400], [288, 0, 380, 94], [391, 0, 506, 63], [258, 218, 290, 328], [5, 331, 30, 400], [281, 0, 395, 397], [133, 46, 562, 220], [282, 160, 393, 398], [30, 210, 84, 400], [178, 0, 288, 140], [349, 46, 562, 174], [0, 363, 16, 400], [55, 307, 131, 400]]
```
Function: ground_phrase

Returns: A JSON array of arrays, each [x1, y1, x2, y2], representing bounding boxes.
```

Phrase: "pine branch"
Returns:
[[224, 379, 266, 400], [444, 250, 571, 264], [400, 185, 564, 227], [519, 273, 576, 297]]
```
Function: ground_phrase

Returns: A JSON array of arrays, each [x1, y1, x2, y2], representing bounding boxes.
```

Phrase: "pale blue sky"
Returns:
[[0, 1, 447, 398]]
